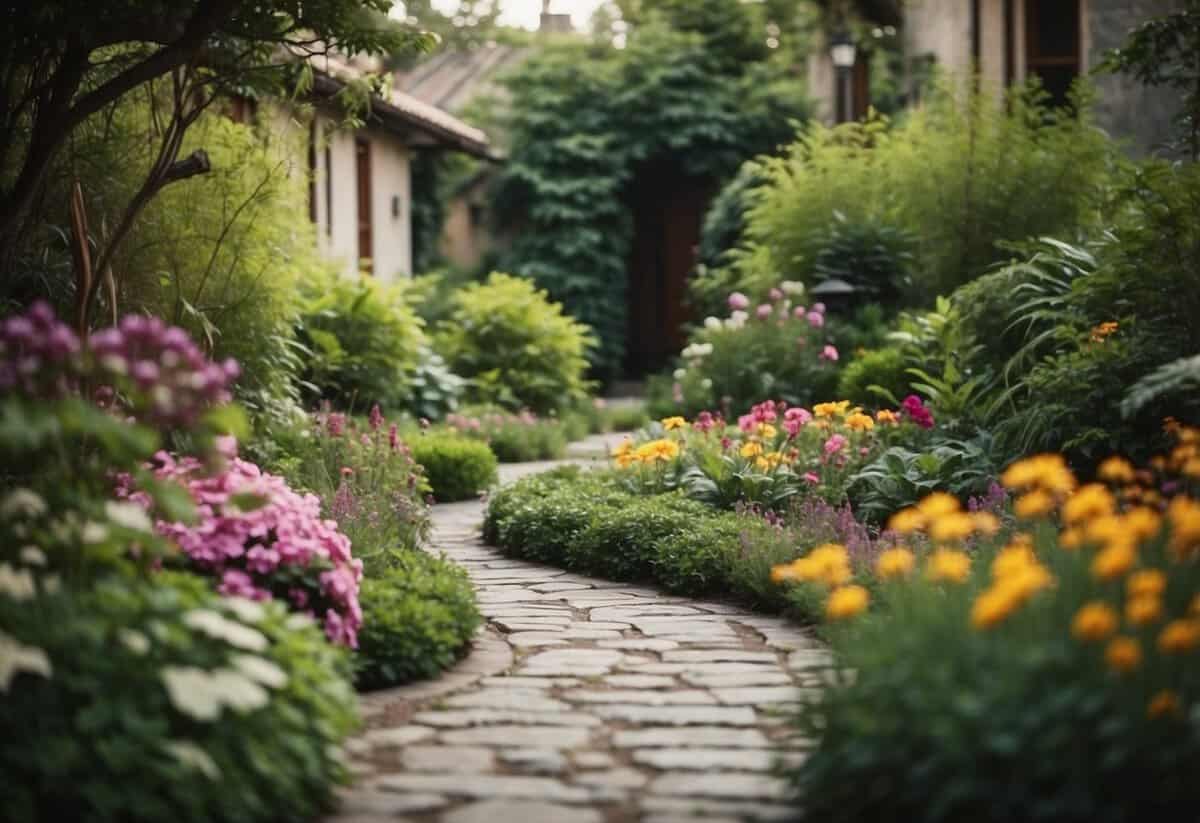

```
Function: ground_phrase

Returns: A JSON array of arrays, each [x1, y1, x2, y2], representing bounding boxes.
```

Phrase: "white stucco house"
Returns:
[[298, 56, 492, 282]]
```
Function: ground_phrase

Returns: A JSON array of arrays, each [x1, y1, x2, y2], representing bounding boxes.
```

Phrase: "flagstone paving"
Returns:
[[329, 456, 830, 823]]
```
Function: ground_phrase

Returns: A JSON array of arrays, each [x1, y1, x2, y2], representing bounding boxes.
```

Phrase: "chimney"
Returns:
[[539, 1, 572, 34]]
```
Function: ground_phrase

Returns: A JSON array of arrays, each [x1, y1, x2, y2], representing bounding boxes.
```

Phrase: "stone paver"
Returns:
[[328, 456, 817, 823]]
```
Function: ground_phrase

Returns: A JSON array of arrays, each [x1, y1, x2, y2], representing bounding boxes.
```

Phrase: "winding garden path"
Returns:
[[330, 444, 830, 823]]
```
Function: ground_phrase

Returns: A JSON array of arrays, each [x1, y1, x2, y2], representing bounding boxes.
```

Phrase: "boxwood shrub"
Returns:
[[409, 435, 498, 502], [355, 550, 481, 690]]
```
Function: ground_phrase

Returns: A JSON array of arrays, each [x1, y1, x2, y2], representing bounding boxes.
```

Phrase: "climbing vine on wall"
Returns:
[[492, 11, 809, 378]]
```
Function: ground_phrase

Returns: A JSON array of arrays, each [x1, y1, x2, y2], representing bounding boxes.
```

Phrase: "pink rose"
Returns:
[[728, 292, 750, 310], [820, 345, 839, 362]]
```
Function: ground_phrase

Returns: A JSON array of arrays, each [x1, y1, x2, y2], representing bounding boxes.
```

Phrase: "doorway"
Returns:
[[355, 138, 373, 274]]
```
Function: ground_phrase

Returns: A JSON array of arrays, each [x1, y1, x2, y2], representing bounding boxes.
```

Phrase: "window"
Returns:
[[1024, 0, 1081, 107]]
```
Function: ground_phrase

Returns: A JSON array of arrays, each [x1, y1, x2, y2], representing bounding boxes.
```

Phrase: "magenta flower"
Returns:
[[803, 471, 820, 484], [812, 302, 826, 313], [368, 403, 384, 431], [728, 292, 750, 311], [823, 434, 848, 457], [820, 345, 839, 362], [901, 394, 935, 429], [694, 411, 718, 434], [807, 311, 825, 328]]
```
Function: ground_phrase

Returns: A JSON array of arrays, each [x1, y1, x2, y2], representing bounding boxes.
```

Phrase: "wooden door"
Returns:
[[355, 137, 373, 274]]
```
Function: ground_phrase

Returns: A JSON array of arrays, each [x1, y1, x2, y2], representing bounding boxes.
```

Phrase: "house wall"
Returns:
[[309, 113, 413, 282]]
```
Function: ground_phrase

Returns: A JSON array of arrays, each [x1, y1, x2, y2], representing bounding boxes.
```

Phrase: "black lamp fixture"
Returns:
[[829, 28, 857, 123]]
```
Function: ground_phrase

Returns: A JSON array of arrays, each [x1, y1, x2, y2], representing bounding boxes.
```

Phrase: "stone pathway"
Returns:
[[331, 457, 831, 823]]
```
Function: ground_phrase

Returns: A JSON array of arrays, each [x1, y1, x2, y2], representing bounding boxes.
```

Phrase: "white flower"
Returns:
[[1, 489, 46, 519], [702, 379, 713, 390], [726, 310, 748, 330], [0, 564, 36, 601], [41, 574, 60, 594], [231, 654, 288, 689], [164, 740, 220, 780], [162, 666, 222, 720], [19, 546, 45, 566], [284, 613, 315, 631], [119, 629, 150, 656], [81, 522, 109, 544], [0, 631, 52, 691], [208, 668, 269, 713], [781, 280, 806, 296], [223, 597, 266, 624], [104, 501, 152, 532], [672, 368, 687, 381], [184, 609, 268, 652], [704, 316, 722, 331]]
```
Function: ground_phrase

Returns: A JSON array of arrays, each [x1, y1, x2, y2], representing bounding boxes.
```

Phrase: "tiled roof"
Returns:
[[396, 44, 530, 115], [312, 53, 493, 159]]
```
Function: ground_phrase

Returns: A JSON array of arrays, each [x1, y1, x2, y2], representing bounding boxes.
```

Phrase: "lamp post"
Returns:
[[830, 29, 857, 123]]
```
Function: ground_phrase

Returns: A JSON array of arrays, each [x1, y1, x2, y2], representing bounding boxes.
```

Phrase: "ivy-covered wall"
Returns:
[[492, 8, 810, 379]]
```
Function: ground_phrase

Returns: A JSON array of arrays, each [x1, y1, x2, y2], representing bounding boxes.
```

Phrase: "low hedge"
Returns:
[[483, 468, 816, 616], [410, 435, 498, 502], [355, 550, 481, 690]]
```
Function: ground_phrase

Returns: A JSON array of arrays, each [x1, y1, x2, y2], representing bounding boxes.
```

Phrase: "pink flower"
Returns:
[[901, 395, 935, 429], [326, 413, 346, 437], [793, 305, 807, 318], [756, 304, 773, 320], [728, 292, 750, 311], [783, 407, 812, 437], [720, 436, 733, 451], [806, 311, 825, 328], [820, 345, 839, 362], [738, 413, 755, 432], [368, 403, 384, 431], [804, 471, 820, 484], [388, 423, 400, 451], [823, 434, 848, 456], [750, 401, 777, 423], [769, 288, 784, 301], [812, 302, 826, 313], [694, 411, 718, 433]]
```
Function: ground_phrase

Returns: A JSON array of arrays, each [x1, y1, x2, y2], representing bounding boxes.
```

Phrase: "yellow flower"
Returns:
[[1071, 601, 1118, 642], [1097, 456, 1136, 484], [1059, 527, 1085, 549], [1014, 489, 1056, 519], [992, 544, 1038, 579], [875, 547, 915, 580], [1167, 496, 1200, 558], [813, 401, 851, 419], [740, 441, 764, 459], [1122, 507, 1163, 542], [1105, 636, 1142, 674], [1091, 541, 1137, 580], [1148, 690, 1182, 719], [1089, 321, 1119, 343], [971, 586, 1021, 630], [1062, 484, 1115, 525], [875, 409, 900, 425], [971, 512, 1001, 536], [928, 512, 976, 544], [1127, 569, 1167, 599], [1003, 562, 1054, 601], [887, 507, 925, 534], [1157, 620, 1200, 654], [927, 549, 971, 584], [612, 438, 634, 458], [757, 423, 777, 439], [1126, 594, 1163, 626], [1000, 453, 1075, 494], [770, 563, 799, 583], [615, 453, 635, 469], [916, 492, 961, 519], [845, 412, 875, 431], [661, 416, 687, 431], [634, 439, 680, 463], [806, 543, 853, 587], [825, 584, 870, 620]]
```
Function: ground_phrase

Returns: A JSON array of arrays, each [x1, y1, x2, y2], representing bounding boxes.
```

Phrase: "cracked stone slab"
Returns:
[[413, 709, 603, 727], [334, 789, 449, 816], [681, 671, 794, 688], [588, 704, 758, 726], [498, 748, 568, 774], [603, 673, 678, 688], [662, 650, 778, 664], [359, 726, 435, 748], [402, 745, 495, 773], [631, 748, 780, 772], [572, 767, 648, 789], [648, 773, 790, 800], [711, 686, 803, 706], [561, 689, 717, 706], [437, 725, 594, 748], [596, 638, 680, 652], [444, 689, 572, 712]]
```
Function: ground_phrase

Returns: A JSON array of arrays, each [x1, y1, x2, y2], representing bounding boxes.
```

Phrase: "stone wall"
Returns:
[[1089, 0, 1187, 157]]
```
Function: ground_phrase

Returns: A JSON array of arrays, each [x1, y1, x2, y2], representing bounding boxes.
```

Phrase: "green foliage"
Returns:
[[810, 212, 915, 305], [437, 273, 595, 414], [1122, 354, 1200, 420], [849, 431, 999, 524], [602, 401, 651, 433], [653, 515, 744, 595], [447, 406, 568, 463], [409, 435, 497, 502], [791, 516, 1200, 823], [569, 494, 716, 581], [407, 346, 466, 421], [837, 347, 910, 406], [259, 410, 431, 574], [658, 295, 840, 418], [0, 574, 358, 823], [729, 79, 1115, 301], [355, 550, 481, 690], [298, 274, 426, 412], [494, 16, 809, 376]]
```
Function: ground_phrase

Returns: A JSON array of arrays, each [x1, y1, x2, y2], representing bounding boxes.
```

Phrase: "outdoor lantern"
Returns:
[[811, 277, 859, 312], [830, 29, 857, 124], [829, 30, 858, 70]]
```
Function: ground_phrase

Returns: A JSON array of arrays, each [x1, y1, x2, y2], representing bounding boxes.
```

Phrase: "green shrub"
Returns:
[[410, 435, 498, 502], [0, 574, 357, 823], [437, 273, 595, 414], [570, 494, 717, 581], [837, 347, 911, 406], [447, 406, 568, 462], [298, 274, 426, 412], [728, 79, 1116, 300], [601, 400, 651, 433], [809, 213, 915, 305], [653, 515, 744, 595], [407, 346, 466, 421], [355, 550, 481, 689]]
